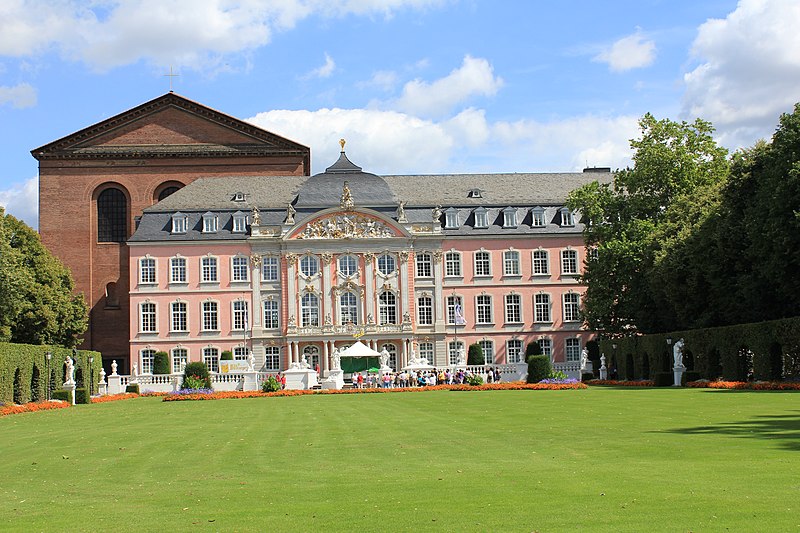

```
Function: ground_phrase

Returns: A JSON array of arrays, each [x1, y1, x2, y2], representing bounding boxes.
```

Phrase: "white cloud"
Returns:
[[393, 55, 504, 117], [0, 0, 447, 70], [682, 0, 800, 148], [303, 53, 336, 79], [358, 70, 399, 91], [0, 82, 36, 108], [0, 176, 38, 228], [594, 30, 656, 72]]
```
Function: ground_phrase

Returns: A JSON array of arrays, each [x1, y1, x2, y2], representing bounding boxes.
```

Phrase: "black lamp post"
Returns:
[[45, 351, 52, 400], [89, 356, 94, 396]]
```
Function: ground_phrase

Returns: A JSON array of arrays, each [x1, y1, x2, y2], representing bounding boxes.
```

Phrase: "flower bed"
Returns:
[[91, 393, 140, 403], [587, 379, 655, 387], [686, 380, 800, 391], [0, 400, 70, 416]]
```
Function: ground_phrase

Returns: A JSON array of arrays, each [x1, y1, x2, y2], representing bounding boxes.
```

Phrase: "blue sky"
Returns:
[[1, 0, 799, 228]]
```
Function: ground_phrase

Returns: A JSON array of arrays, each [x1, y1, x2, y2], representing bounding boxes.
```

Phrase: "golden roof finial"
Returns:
[[339, 138, 346, 151]]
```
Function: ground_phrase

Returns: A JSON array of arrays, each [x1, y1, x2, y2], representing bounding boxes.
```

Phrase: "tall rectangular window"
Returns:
[[232, 256, 249, 282], [264, 347, 281, 370], [170, 257, 186, 283], [561, 249, 578, 275], [418, 342, 434, 364], [507, 339, 523, 363], [445, 252, 461, 277], [566, 338, 581, 362], [417, 296, 433, 325], [534, 293, 551, 323], [202, 301, 219, 331], [474, 251, 491, 276], [415, 253, 432, 278], [140, 258, 156, 284], [234, 347, 248, 360], [474, 210, 488, 228], [532, 250, 549, 275], [564, 293, 580, 322], [539, 338, 552, 358], [476, 294, 492, 324], [233, 300, 249, 331], [261, 256, 279, 282], [203, 347, 219, 373], [532, 208, 545, 227], [171, 301, 188, 332], [141, 349, 155, 374], [140, 302, 157, 332], [171, 348, 188, 374], [378, 291, 397, 325], [479, 340, 494, 364], [448, 341, 464, 365], [263, 300, 279, 329], [505, 294, 522, 323], [446, 295, 464, 325], [503, 250, 520, 276], [201, 257, 218, 282]]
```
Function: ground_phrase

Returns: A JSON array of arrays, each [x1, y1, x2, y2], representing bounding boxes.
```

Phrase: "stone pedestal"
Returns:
[[321, 370, 344, 390], [242, 371, 260, 392], [107, 374, 122, 394], [599, 366, 608, 380], [673, 365, 685, 387], [63, 381, 76, 405], [581, 361, 594, 374], [283, 368, 319, 390]]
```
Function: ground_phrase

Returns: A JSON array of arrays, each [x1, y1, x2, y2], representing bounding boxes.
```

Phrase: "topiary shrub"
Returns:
[[261, 375, 281, 392], [220, 350, 233, 361], [182, 362, 212, 390], [467, 343, 484, 366], [525, 341, 542, 362], [74, 388, 89, 404], [52, 389, 71, 402], [153, 351, 170, 374], [654, 372, 674, 387], [125, 384, 140, 394], [527, 355, 551, 383]]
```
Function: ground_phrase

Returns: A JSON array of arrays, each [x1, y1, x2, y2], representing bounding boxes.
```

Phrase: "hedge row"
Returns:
[[0, 342, 102, 404], [599, 316, 800, 382]]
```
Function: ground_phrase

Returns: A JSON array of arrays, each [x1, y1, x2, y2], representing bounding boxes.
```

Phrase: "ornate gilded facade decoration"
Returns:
[[333, 279, 364, 296], [397, 250, 409, 263], [250, 254, 261, 268], [340, 181, 354, 210], [251, 206, 261, 226], [362, 251, 375, 262], [320, 252, 333, 265], [297, 214, 394, 240], [285, 253, 298, 266], [432, 250, 443, 263]]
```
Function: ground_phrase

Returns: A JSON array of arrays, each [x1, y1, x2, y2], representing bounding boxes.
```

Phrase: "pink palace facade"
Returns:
[[128, 147, 611, 377]]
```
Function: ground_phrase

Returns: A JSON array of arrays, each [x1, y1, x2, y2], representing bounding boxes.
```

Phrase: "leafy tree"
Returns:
[[0, 209, 88, 346], [467, 343, 484, 366]]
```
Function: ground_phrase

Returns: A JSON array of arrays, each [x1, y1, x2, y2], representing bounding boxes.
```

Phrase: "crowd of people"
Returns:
[[347, 367, 501, 389]]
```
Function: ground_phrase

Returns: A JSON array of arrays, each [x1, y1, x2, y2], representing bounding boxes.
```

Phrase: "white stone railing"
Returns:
[[553, 361, 582, 380]]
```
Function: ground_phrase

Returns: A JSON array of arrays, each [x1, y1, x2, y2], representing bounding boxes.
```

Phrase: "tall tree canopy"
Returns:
[[0, 208, 88, 347]]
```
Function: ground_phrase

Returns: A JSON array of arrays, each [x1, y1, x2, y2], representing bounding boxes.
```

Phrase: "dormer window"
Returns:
[[171, 212, 188, 234], [531, 207, 546, 227], [560, 208, 575, 227], [232, 192, 246, 202], [474, 207, 488, 229], [502, 207, 518, 228], [202, 212, 218, 233], [468, 188, 483, 198], [232, 211, 247, 233], [445, 208, 460, 229]]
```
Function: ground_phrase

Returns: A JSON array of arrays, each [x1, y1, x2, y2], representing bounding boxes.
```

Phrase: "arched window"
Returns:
[[382, 343, 397, 371], [158, 186, 181, 201], [303, 345, 320, 370], [97, 188, 127, 242]]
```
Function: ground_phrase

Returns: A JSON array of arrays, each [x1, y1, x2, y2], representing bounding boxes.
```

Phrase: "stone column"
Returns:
[[286, 254, 297, 323], [433, 251, 445, 328], [322, 340, 329, 376], [364, 252, 375, 324], [321, 253, 332, 323], [399, 250, 410, 320], [251, 255, 262, 327]]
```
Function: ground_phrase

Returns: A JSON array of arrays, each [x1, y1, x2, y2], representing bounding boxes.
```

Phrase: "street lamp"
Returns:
[[89, 356, 94, 396], [666, 337, 672, 346], [45, 352, 52, 400]]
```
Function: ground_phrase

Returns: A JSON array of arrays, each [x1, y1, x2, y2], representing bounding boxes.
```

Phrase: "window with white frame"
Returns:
[[474, 251, 491, 277], [560, 208, 574, 227], [448, 341, 464, 365], [140, 302, 157, 332], [339, 292, 358, 325], [202, 212, 218, 233], [300, 255, 319, 278], [531, 207, 546, 227], [377, 254, 396, 276], [539, 338, 553, 358], [261, 256, 279, 282], [534, 293, 551, 323], [232, 212, 247, 233], [446, 295, 464, 325], [479, 340, 494, 364], [502, 207, 518, 228], [445, 251, 461, 277], [170, 257, 186, 283], [563, 292, 581, 322], [171, 301, 188, 332], [303, 345, 320, 371], [416, 252, 432, 278], [201, 256, 218, 282], [171, 347, 188, 374], [532, 249, 550, 275], [566, 338, 581, 362], [301, 293, 319, 327], [503, 250, 520, 276], [202, 301, 219, 331], [418, 342, 434, 363], [338, 255, 357, 277], [141, 349, 155, 374], [232, 300, 248, 331], [561, 249, 578, 275], [445, 209, 459, 229], [476, 294, 493, 324], [507, 339, 523, 363], [171, 212, 188, 234], [264, 346, 281, 370], [232, 256, 249, 282], [417, 295, 433, 325], [234, 346, 248, 360], [474, 208, 488, 229], [263, 300, 279, 329], [203, 347, 219, 373], [505, 294, 522, 323], [382, 343, 397, 371], [139, 257, 156, 284], [378, 291, 397, 325]]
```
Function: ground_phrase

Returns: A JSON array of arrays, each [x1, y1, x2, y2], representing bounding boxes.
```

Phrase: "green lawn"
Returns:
[[1, 388, 798, 532]]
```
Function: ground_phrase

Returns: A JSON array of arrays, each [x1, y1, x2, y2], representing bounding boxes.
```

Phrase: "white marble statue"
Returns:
[[331, 348, 341, 371], [132, 362, 139, 377], [396, 201, 407, 223], [111, 360, 118, 376], [285, 203, 296, 224], [600, 354, 607, 370], [456, 348, 466, 366], [64, 356, 75, 385], [432, 205, 442, 223], [673, 338, 685, 368], [380, 348, 390, 368], [301, 354, 311, 369], [581, 348, 589, 369], [324, 313, 333, 326], [248, 351, 255, 371], [408, 349, 420, 366]]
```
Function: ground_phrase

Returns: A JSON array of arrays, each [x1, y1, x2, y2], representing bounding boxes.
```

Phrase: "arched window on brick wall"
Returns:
[[97, 188, 127, 242]]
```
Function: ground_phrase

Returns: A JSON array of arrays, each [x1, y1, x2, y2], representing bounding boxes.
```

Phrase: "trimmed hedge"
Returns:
[[153, 351, 169, 374], [653, 372, 674, 387], [467, 343, 484, 366], [0, 342, 101, 404], [52, 389, 72, 402], [75, 388, 89, 404], [527, 355, 551, 383], [599, 316, 800, 382], [125, 384, 140, 394]]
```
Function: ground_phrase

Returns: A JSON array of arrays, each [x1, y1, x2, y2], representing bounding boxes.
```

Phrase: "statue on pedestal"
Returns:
[[457, 348, 466, 366], [111, 360, 118, 376], [673, 338, 685, 368], [248, 351, 255, 372], [285, 203, 296, 225], [397, 201, 408, 223], [380, 348, 390, 369], [64, 356, 75, 385], [581, 348, 589, 369], [331, 348, 341, 371]]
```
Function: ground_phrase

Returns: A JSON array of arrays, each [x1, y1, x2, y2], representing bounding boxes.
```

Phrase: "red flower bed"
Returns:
[[687, 380, 800, 391], [91, 393, 140, 403], [587, 379, 655, 387], [0, 400, 71, 416]]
